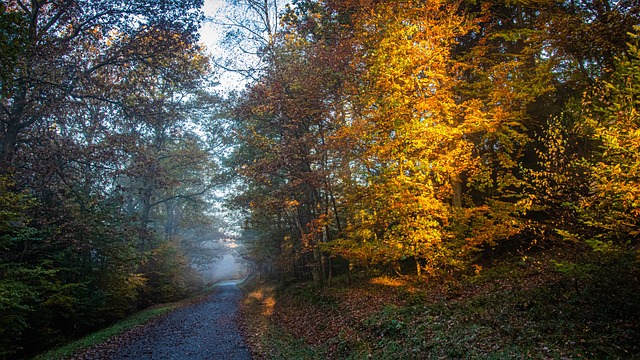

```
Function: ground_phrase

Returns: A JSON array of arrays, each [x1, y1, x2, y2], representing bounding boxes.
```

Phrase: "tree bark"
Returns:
[[452, 175, 462, 208]]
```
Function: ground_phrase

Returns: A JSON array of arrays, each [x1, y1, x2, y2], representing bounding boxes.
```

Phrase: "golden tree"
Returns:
[[328, 0, 478, 275]]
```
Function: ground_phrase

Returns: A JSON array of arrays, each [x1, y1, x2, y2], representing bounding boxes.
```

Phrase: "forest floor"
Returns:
[[67, 283, 251, 360], [239, 250, 640, 359]]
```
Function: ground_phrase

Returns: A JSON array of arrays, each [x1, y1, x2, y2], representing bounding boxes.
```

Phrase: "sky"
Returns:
[[200, 0, 223, 53], [193, 1, 248, 279], [199, 0, 249, 92]]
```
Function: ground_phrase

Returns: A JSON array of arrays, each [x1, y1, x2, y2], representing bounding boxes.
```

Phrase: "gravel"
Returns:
[[74, 283, 251, 360]]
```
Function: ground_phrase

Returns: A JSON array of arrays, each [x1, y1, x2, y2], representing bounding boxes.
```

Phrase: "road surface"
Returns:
[[73, 282, 251, 360]]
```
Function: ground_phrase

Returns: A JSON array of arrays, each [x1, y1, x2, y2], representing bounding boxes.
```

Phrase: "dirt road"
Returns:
[[73, 282, 251, 360]]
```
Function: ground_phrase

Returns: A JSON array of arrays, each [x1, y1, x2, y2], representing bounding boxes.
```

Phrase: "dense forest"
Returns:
[[2, 0, 640, 358], [229, 1, 640, 356], [0, 0, 232, 358], [232, 0, 639, 284]]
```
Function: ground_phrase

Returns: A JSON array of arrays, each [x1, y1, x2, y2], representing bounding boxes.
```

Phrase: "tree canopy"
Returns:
[[0, 1, 230, 357], [2, 0, 640, 357], [228, 0, 640, 284]]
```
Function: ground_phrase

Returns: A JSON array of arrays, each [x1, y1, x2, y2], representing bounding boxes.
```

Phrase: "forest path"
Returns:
[[73, 283, 251, 360]]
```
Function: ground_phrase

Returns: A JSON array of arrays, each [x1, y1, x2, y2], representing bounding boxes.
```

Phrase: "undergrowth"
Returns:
[[240, 250, 640, 359], [34, 305, 175, 360], [35, 279, 231, 360]]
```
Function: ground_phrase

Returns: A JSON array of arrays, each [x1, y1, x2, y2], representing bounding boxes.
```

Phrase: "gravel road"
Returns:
[[73, 282, 251, 360]]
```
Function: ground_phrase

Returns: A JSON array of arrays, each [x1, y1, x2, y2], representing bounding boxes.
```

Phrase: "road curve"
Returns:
[[74, 283, 252, 360]]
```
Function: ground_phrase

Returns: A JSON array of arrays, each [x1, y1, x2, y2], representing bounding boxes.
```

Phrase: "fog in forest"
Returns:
[[200, 253, 248, 283]]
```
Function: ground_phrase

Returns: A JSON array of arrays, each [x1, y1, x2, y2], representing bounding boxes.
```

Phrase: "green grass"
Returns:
[[263, 325, 326, 360], [376, 282, 636, 359]]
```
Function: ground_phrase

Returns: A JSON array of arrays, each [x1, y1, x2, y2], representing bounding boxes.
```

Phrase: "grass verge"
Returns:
[[34, 304, 175, 360], [35, 278, 237, 360], [238, 275, 323, 359], [239, 252, 640, 359]]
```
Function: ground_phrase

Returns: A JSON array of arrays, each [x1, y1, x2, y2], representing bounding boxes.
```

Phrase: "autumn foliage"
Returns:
[[0, 0, 225, 358], [2, 0, 640, 357], [231, 0, 640, 284]]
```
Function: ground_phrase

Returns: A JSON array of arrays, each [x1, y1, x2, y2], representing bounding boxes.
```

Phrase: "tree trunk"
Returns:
[[0, 121, 20, 173], [452, 175, 462, 208], [164, 200, 177, 239], [138, 184, 153, 249]]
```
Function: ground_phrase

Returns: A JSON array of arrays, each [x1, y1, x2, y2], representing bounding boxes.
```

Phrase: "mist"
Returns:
[[199, 253, 248, 283]]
